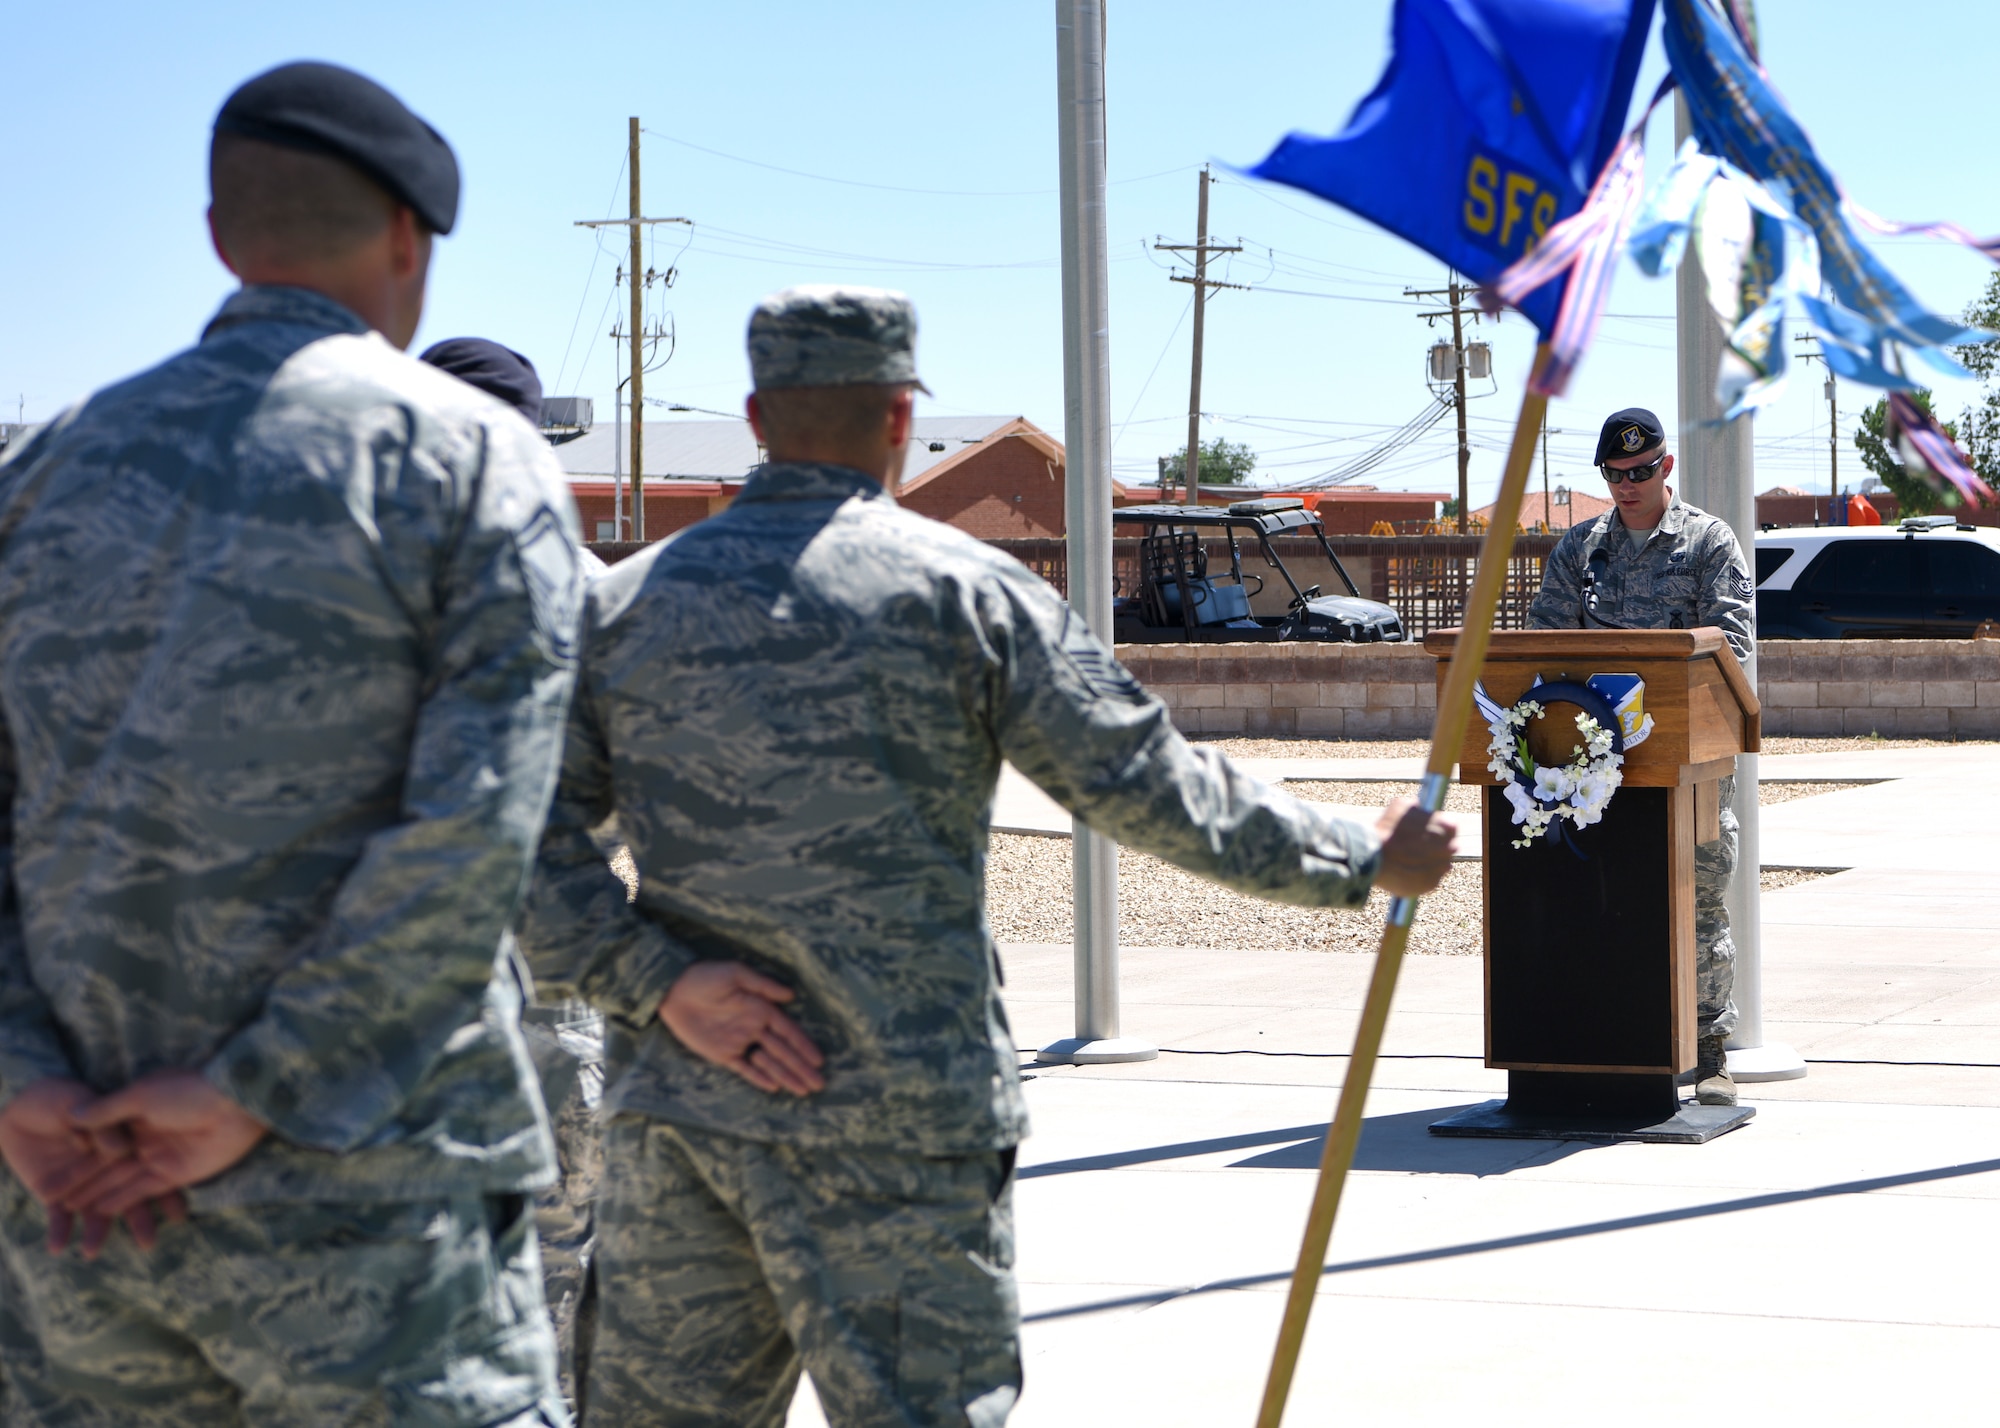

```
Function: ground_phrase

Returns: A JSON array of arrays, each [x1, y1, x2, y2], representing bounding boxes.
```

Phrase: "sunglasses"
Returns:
[[1599, 453, 1666, 484]]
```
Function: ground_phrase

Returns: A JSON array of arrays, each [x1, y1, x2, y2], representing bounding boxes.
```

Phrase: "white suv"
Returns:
[[1755, 516, 2000, 638]]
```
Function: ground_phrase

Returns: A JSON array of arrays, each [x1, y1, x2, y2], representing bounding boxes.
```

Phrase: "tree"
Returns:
[[1853, 388, 1958, 517], [1160, 436, 1257, 487], [1951, 273, 2000, 491]]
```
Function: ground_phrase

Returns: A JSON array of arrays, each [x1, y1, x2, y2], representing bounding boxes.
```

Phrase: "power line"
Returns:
[[643, 126, 1195, 198], [553, 155, 630, 396], [1291, 398, 1455, 488], [1114, 292, 1196, 458], [686, 222, 1055, 273], [1154, 165, 1248, 501]]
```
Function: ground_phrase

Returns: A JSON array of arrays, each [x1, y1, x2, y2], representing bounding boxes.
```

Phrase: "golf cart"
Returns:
[[1110, 498, 1406, 643]]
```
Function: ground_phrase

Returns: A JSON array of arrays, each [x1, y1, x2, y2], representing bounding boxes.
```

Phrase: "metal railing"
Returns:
[[986, 533, 1564, 640]]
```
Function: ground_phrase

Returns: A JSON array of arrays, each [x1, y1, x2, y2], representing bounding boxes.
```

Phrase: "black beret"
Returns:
[[1595, 406, 1666, 465], [214, 61, 460, 235], [420, 339, 543, 427]]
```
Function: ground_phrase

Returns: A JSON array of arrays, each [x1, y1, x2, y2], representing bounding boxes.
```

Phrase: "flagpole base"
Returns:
[[1035, 1036, 1159, 1066], [1725, 1041, 1808, 1083]]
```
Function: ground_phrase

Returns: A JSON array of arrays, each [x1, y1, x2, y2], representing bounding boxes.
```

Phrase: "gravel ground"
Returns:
[[1277, 775, 1873, 809], [1756, 779, 1875, 805], [984, 833, 1833, 953], [1207, 734, 1996, 760], [985, 760, 1862, 952], [608, 749, 1852, 954], [1288, 780, 1483, 813], [1209, 738, 1435, 761], [1757, 734, 2000, 754], [985, 834, 1486, 954]]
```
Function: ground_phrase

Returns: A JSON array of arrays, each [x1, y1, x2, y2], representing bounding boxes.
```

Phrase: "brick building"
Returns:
[[556, 412, 1444, 544], [1473, 485, 1614, 531], [555, 414, 1097, 542]]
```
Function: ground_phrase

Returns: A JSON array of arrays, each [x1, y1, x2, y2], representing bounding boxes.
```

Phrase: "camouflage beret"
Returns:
[[747, 285, 931, 393]]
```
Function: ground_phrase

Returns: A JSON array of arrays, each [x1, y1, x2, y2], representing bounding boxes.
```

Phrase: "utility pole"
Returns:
[[1409, 278, 1486, 533], [574, 118, 690, 541], [1155, 166, 1244, 504], [1540, 416, 1554, 532], [1797, 333, 1840, 513]]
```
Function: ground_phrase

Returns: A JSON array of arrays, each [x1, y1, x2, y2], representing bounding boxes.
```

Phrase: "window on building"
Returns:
[[596, 521, 617, 541]]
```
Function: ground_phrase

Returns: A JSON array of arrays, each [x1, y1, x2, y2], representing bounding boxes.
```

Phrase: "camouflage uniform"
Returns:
[[518, 451, 1383, 1425], [0, 284, 581, 1424], [522, 1000, 605, 1406], [1529, 493, 1752, 1039]]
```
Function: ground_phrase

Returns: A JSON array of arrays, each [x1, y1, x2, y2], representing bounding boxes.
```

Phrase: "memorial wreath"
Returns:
[[1479, 678, 1647, 850]]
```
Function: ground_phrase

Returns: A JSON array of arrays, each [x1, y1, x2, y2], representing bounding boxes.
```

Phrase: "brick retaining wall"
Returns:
[[1116, 639, 2000, 740], [1115, 643, 1439, 738], [1756, 640, 2000, 737]]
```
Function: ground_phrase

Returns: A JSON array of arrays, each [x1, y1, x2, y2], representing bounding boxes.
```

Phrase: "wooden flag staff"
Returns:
[[1254, 344, 1554, 1428]]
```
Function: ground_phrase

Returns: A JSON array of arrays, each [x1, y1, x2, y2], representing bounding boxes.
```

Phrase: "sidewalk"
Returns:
[[795, 743, 2000, 1426], [994, 745, 1997, 871]]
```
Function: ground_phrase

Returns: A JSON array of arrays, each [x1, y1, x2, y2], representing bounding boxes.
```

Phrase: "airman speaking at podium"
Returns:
[[1528, 406, 1756, 1108]]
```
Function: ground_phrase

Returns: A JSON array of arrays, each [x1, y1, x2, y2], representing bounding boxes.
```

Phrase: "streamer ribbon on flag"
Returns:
[[1661, 0, 1989, 364], [1886, 391, 1996, 507], [1846, 205, 2000, 266], [1483, 118, 1650, 397]]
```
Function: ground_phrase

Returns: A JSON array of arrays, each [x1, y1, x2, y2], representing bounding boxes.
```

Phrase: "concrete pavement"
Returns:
[[791, 744, 2000, 1426]]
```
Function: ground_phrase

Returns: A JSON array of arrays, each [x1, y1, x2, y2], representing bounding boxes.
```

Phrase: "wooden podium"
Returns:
[[1421, 629, 1761, 1144]]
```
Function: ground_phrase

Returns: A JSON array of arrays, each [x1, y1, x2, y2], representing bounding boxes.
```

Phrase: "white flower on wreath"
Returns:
[[1570, 767, 1619, 816], [1501, 781, 1540, 825], [1532, 765, 1575, 803]]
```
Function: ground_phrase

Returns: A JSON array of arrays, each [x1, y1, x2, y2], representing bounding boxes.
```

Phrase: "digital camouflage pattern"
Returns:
[[0, 283, 579, 1207], [522, 1000, 606, 1404], [516, 459, 1384, 1157], [1694, 775, 1741, 1039], [1529, 495, 1750, 1041], [589, 1115, 1018, 1428], [1528, 495, 1755, 664], [0, 1173, 565, 1427], [746, 285, 926, 392]]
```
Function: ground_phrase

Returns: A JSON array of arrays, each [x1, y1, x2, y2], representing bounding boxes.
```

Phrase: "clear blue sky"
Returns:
[[6, 1, 1998, 506]]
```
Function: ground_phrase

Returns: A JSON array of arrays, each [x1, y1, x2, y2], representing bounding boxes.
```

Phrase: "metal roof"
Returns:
[[552, 414, 1021, 483], [1112, 502, 1324, 536]]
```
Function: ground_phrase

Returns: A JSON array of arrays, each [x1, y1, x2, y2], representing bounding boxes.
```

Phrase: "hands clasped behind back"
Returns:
[[0, 1071, 267, 1257], [659, 961, 826, 1097]]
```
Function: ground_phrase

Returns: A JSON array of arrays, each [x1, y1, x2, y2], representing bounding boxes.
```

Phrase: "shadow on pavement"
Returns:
[[1018, 1106, 1595, 1183], [1023, 1152, 2000, 1323], [1228, 1105, 1594, 1174]]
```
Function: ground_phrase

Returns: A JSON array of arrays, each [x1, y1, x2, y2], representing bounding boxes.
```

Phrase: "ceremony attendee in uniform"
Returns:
[[1528, 406, 1755, 1108], [0, 62, 581, 1425], [517, 284, 1460, 1426], [421, 336, 606, 1409]]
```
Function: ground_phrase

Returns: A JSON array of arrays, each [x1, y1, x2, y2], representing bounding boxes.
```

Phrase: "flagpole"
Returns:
[[1254, 345, 1553, 1428]]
